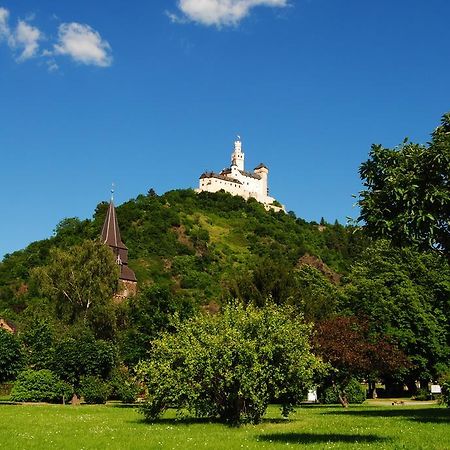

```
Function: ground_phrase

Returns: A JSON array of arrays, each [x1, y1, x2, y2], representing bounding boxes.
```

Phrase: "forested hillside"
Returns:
[[0, 189, 367, 317]]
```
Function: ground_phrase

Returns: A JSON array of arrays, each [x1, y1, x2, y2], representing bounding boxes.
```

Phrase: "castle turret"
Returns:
[[231, 137, 244, 171], [254, 163, 269, 199]]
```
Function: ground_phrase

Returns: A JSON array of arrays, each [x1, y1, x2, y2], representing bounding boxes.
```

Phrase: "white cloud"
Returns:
[[53, 22, 112, 67], [172, 0, 288, 27], [0, 7, 10, 39], [13, 20, 41, 60], [0, 7, 41, 61]]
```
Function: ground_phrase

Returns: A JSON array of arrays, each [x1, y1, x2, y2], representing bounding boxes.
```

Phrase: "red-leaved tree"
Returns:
[[314, 316, 409, 407]]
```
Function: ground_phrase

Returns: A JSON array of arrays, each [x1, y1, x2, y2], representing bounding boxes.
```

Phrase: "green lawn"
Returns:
[[0, 403, 448, 449]]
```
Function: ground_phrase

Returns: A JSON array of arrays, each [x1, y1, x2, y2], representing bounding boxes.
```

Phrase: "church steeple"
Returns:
[[101, 197, 137, 283]]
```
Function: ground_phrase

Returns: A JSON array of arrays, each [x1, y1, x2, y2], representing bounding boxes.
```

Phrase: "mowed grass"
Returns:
[[0, 403, 448, 450]]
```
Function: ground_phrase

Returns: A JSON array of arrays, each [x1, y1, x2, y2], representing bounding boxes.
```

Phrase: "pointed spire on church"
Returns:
[[100, 188, 137, 283], [101, 199, 127, 250]]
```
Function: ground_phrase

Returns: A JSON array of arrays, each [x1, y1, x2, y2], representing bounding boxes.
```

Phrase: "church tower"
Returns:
[[101, 196, 137, 298], [231, 137, 245, 171]]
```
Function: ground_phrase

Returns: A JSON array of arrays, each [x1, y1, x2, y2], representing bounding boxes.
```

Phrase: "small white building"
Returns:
[[196, 138, 285, 212]]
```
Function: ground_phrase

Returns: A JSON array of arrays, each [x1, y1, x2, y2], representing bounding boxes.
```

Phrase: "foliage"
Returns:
[[319, 378, 366, 405], [358, 112, 450, 255], [314, 315, 409, 407], [342, 241, 450, 388], [109, 367, 139, 403], [292, 265, 339, 321], [32, 239, 119, 324], [441, 382, 450, 407], [439, 373, 450, 407], [137, 302, 321, 425], [52, 329, 116, 386], [20, 319, 54, 370], [413, 388, 431, 401], [118, 285, 197, 366], [10, 369, 72, 403], [79, 375, 110, 404], [0, 329, 23, 382]]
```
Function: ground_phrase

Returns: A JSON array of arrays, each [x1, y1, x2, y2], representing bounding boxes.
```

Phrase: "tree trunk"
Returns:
[[368, 380, 377, 399]]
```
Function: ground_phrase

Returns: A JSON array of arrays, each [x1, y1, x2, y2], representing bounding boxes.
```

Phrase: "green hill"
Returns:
[[0, 189, 367, 316]]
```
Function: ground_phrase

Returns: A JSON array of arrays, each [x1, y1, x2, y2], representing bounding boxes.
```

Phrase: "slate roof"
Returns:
[[101, 201, 127, 250], [254, 163, 268, 170], [101, 201, 136, 283], [199, 171, 242, 184]]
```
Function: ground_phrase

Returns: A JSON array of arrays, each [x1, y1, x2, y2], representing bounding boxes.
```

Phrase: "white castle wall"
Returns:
[[197, 139, 284, 212]]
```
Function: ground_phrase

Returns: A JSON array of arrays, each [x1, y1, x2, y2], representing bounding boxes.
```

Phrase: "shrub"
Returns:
[[137, 302, 322, 425], [0, 328, 24, 382], [109, 368, 139, 403], [439, 373, 450, 407], [80, 376, 110, 404], [10, 369, 72, 403], [413, 388, 431, 401], [320, 378, 366, 405], [52, 330, 116, 386]]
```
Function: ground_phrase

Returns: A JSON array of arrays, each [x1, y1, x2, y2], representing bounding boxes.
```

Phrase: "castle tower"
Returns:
[[231, 137, 245, 171], [101, 198, 137, 297], [254, 163, 269, 200]]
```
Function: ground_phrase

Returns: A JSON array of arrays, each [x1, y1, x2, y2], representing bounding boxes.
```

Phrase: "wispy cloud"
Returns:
[[0, 7, 41, 61], [12, 20, 42, 61], [53, 22, 112, 67], [0, 6, 112, 70], [0, 7, 9, 38], [169, 0, 289, 27]]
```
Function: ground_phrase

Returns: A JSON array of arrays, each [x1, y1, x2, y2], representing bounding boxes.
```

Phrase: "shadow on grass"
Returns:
[[108, 403, 138, 409], [324, 407, 450, 424], [130, 416, 223, 426], [258, 433, 390, 445], [130, 416, 291, 427]]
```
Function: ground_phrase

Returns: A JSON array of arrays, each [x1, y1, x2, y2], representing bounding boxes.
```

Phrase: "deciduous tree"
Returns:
[[358, 112, 450, 255], [137, 302, 322, 425]]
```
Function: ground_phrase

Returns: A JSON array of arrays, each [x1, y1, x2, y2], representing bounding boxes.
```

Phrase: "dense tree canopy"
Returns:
[[342, 241, 450, 388], [358, 112, 450, 255], [314, 316, 409, 405], [32, 240, 119, 324], [0, 329, 23, 382]]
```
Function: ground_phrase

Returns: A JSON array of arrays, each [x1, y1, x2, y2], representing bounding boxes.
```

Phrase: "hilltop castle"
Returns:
[[196, 138, 285, 212]]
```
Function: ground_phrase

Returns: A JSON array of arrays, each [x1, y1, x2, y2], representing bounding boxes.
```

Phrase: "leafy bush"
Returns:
[[52, 330, 116, 386], [0, 329, 23, 382], [320, 378, 366, 405], [137, 302, 322, 425], [109, 367, 139, 403], [79, 376, 110, 404], [10, 369, 72, 403], [413, 388, 431, 401], [439, 373, 450, 407]]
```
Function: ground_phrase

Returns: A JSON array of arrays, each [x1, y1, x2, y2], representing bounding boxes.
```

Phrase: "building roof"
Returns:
[[239, 169, 261, 180], [200, 171, 242, 184], [120, 265, 137, 282], [101, 200, 137, 284], [101, 201, 128, 250], [254, 163, 268, 170]]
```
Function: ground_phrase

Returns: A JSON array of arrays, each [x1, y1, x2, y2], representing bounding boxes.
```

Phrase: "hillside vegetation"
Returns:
[[0, 189, 366, 315]]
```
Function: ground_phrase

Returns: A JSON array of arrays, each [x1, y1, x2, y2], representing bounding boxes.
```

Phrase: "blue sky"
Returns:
[[1, 0, 449, 259]]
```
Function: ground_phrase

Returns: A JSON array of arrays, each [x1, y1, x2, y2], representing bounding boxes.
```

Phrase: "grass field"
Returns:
[[0, 402, 448, 449]]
